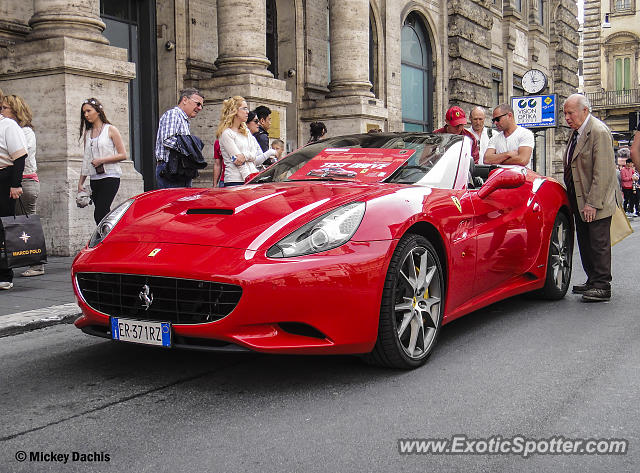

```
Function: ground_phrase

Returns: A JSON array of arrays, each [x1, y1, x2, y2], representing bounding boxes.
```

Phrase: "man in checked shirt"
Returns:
[[155, 88, 204, 188]]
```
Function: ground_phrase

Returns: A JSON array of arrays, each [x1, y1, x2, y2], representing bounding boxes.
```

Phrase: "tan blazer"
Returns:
[[565, 115, 620, 222]]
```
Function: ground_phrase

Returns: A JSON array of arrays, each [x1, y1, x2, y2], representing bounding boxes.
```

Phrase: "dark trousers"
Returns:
[[622, 187, 635, 213], [571, 197, 612, 290], [0, 168, 16, 282], [91, 177, 120, 225]]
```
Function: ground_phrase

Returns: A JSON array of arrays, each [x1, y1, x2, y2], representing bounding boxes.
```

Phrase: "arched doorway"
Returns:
[[401, 13, 433, 131]]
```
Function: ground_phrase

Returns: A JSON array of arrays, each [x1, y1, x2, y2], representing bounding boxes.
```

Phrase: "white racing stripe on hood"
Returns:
[[235, 191, 286, 214]]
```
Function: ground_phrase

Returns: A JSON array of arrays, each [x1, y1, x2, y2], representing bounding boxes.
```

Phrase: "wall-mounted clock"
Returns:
[[522, 69, 547, 94]]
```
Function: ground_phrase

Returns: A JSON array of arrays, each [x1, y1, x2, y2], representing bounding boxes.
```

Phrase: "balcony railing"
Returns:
[[587, 89, 640, 109]]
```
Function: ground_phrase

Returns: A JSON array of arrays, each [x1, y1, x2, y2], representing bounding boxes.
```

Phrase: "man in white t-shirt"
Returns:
[[466, 106, 491, 164], [484, 103, 535, 168]]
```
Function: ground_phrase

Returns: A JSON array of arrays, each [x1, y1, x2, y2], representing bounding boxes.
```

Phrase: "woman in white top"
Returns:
[[1, 94, 44, 276], [77, 98, 127, 224], [216, 96, 270, 186]]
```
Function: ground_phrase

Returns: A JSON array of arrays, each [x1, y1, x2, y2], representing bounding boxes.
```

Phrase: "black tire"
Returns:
[[364, 234, 444, 369], [534, 211, 573, 300]]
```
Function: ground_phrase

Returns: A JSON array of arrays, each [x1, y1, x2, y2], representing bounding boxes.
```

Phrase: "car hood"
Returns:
[[105, 182, 393, 250]]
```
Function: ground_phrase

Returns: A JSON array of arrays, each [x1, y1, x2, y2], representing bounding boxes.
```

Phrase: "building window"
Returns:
[[615, 57, 631, 90], [538, 0, 544, 25], [492, 67, 503, 106], [401, 13, 433, 132], [515, 0, 523, 12], [614, 0, 631, 10], [369, 7, 378, 97], [266, 0, 278, 78], [513, 74, 524, 97]]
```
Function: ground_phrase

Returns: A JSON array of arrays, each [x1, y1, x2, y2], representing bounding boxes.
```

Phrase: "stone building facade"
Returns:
[[581, 0, 640, 134], [0, 0, 579, 255]]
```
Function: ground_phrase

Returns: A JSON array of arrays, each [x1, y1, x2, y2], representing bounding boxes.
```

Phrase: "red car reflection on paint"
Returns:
[[72, 133, 572, 369]]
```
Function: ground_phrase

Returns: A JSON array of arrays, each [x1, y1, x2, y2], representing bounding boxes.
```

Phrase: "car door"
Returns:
[[469, 169, 533, 296]]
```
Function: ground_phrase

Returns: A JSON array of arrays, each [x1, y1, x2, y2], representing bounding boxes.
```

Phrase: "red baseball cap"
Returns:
[[445, 106, 467, 127]]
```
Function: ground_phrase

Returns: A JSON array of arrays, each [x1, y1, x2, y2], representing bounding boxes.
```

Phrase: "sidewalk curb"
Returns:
[[0, 303, 81, 338]]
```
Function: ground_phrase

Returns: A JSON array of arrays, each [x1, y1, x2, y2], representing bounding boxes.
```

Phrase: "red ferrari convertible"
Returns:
[[72, 132, 572, 369]]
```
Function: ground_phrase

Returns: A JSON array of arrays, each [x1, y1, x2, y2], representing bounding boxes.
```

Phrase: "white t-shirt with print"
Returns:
[[487, 125, 535, 169]]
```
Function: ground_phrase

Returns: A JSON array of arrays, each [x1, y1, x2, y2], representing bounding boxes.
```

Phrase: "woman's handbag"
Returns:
[[0, 199, 47, 269], [610, 205, 633, 246]]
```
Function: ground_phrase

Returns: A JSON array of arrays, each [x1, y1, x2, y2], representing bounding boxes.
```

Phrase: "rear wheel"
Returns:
[[534, 212, 572, 300], [364, 234, 444, 369]]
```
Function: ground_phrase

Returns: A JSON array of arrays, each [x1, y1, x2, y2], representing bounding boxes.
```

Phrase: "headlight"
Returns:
[[88, 199, 134, 248], [267, 202, 365, 258]]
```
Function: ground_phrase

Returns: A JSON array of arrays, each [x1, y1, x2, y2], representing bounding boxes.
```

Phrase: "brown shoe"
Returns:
[[572, 284, 591, 294], [582, 287, 611, 302]]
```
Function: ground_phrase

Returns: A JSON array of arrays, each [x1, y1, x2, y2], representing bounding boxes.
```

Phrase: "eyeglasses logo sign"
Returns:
[[518, 99, 537, 108]]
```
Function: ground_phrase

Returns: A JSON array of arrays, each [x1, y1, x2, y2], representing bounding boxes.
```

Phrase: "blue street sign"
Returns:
[[510, 94, 557, 128]]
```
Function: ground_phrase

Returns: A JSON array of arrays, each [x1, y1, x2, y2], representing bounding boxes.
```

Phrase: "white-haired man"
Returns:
[[563, 93, 619, 302]]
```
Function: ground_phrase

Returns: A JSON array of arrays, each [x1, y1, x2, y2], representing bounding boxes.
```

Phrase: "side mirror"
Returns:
[[477, 167, 526, 199], [244, 172, 259, 184]]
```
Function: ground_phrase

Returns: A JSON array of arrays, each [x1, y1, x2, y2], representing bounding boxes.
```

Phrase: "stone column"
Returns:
[[194, 0, 291, 184], [327, 0, 373, 98], [0, 0, 140, 255], [27, 0, 108, 44], [213, 0, 271, 77], [581, 0, 601, 93]]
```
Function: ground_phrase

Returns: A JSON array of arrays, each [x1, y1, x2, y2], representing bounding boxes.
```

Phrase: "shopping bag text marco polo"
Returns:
[[0, 213, 47, 269]]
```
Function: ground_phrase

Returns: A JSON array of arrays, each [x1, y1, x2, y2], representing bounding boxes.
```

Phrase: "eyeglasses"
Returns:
[[492, 113, 508, 123], [252, 119, 259, 124], [187, 97, 203, 108]]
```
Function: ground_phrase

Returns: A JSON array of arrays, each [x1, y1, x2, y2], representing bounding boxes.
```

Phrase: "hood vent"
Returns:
[[186, 208, 234, 215]]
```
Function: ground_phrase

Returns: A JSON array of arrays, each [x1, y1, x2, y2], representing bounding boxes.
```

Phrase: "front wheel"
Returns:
[[364, 234, 444, 369], [534, 211, 573, 300]]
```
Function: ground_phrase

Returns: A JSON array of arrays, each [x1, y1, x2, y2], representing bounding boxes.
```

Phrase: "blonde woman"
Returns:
[[78, 98, 127, 224], [216, 96, 266, 186], [1, 94, 43, 276]]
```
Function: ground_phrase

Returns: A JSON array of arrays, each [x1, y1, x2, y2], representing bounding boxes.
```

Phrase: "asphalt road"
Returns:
[[2, 222, 640, 472]]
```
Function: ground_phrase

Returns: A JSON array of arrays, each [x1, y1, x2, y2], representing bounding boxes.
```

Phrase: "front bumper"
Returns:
[[72, 240, 395, 355]]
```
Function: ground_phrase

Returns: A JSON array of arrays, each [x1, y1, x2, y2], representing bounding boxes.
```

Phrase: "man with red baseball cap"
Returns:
[[434, 106, 480, 163]]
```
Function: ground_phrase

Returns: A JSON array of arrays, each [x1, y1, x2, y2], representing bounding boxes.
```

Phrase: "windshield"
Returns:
[[251, 133, 463, 186]]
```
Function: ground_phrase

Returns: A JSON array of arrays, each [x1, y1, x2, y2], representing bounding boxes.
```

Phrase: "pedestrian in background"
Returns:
[[631, 118, 640, 169], [467, 106, 491, 164], [307, 121, 327, 144], [253, 105, 272, 152], [155, 88, 204, 188], [77, 98, 127, 225], [217, 97, 262, 186], [270, 139, 285, 161], [484, 104, 534, 167], [434, 106, 479, 163], [563, 93, 619, 302], [620, 158, 636, 215], [0, 88, 28, 290], [246, 110, 278, 168], [1, 94, 44, 276], [212, 139, 224, 188]]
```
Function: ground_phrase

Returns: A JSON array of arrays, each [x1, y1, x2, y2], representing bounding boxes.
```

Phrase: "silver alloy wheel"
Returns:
[[394, 245, 442, 360], [549, 218, 571, 291]]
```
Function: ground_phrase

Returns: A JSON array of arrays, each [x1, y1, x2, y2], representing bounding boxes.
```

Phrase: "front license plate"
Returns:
[[111, 318, 171, 347]]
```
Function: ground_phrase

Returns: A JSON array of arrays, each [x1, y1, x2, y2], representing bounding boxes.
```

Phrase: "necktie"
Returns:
[[564, 131, 578, 191], [566, 131, 578, 165]]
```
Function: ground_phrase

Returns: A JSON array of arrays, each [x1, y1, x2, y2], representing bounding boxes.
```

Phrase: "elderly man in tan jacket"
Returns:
[[563, 94, 619, 302]]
